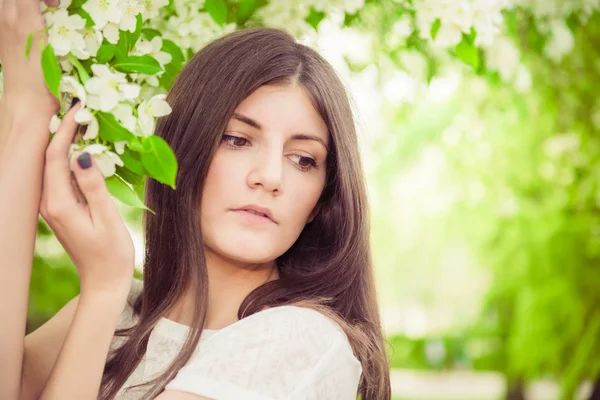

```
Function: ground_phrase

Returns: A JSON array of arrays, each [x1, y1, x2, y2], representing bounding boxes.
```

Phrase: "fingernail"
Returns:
[[71, 97, 80, 109], [77, 152, 92, 169]]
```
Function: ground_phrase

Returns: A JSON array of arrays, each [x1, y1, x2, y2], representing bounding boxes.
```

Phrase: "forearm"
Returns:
[[0, 94, 54, 399], [40, 289, 128, 400]]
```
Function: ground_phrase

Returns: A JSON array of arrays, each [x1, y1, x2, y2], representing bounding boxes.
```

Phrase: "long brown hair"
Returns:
[[99, 27, 391, 400]]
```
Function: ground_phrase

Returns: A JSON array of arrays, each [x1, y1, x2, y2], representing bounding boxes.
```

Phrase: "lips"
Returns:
[[232, 204, 276, 223]]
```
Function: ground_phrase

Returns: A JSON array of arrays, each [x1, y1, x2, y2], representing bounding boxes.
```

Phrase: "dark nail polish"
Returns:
[[77, 152, 92, 169], [71, 97, 80, 109]]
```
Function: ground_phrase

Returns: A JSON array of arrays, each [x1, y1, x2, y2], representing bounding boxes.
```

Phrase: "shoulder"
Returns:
[[229, 305, 350, 344]]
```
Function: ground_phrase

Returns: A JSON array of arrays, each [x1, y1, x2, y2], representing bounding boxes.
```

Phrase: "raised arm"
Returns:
[[0, 0, 63, 397]]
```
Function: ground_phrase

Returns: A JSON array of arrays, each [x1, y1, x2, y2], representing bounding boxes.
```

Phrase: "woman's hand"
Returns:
[[0, 0, 62, 115], [39, 103, 135, 296]]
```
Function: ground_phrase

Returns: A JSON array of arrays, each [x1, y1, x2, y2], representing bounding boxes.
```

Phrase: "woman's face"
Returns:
[[200, 84, 330, 266]]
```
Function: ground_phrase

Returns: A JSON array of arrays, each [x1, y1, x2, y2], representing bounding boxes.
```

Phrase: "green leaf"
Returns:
[[127, 137, 147, 153], [306, 7, 326, 30], [25, 33, 33, 58], [69, 0, 87, 9], [41, 44, 62, 103], [464, 27, 477, 45], [161, 39, 185, 65], [454, 37, 479, 71], [120, 147, 146, 175], [95, 44, 116, 64], [105, 175, 154, 213], [67, 54, 91, 83], [142, 28, 162, 40], [430, 18, 441, 40], [237, 0, 260, 24], [115, 165, 144, 186], [113, 55, 163, 75], [97, 112, 136, 142], [140, 136, 178, 189], [123, 13, 144, 53], [204, 0, 228, 26]]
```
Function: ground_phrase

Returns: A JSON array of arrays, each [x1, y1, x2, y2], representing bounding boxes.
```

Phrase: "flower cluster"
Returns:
[[36, 0, 175, 189], [415, 0, 509, 48], [148, 0, 236, 53]]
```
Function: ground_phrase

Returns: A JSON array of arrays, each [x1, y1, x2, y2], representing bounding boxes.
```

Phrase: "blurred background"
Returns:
[[27, 0, 600, 399]]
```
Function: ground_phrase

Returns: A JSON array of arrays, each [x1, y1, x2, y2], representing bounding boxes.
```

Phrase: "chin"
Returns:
[[212, 233, 282, 264]]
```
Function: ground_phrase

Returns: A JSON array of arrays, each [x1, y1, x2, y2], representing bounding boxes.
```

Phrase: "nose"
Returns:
[[247, 144, 283, 194]]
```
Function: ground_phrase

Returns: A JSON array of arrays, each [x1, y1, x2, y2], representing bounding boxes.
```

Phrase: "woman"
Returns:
[[0, 1, 391, 399]]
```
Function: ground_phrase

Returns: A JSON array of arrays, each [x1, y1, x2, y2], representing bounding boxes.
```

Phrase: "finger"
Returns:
[[70, 125, 87, 204], [72, 152, 121, 228], [71, 172, 87, 204], [44, 0, 60, 6], [44, 101, 82, 206]]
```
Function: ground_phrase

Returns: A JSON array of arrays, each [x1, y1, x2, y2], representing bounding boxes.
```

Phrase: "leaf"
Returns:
[[161, 39, 185, 65], [455, 37, 479, 72], [306, 7, 326, 30], [122, 13, 144, 53], [105, 175, 154, 213], [142, 28, 162, 40], [95, 44, 116, 64], [97, 112, 135, 142], [41, 44, 61, 102], [464, 27, 477, 46], [430, 18, 441, 40], [113, 55, 163, 75], [140, 136, 178, 189], [69, 0, 87, 9], [67, 54, 91, 83], [25, 33, 33, 58], [204, 0, 228, 26], [120, 147, 146, 175], [115, 165, 144, 186], [237, 0, 260, 24], [127, 137, 147, 153]]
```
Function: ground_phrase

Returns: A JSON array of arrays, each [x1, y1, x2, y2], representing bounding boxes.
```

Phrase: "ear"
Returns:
[[307, 203, 321, 224]]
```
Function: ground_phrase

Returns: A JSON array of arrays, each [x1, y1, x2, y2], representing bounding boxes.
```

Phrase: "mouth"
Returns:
[[232, 208, 275, 223]]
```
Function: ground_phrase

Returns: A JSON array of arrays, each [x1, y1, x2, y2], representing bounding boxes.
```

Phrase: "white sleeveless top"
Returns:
[[110, 279, 362, 399]]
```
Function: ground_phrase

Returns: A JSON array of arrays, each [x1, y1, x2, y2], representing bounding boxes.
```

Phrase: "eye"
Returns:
[[289, 154, 319, 171], [221, 134, 250, 148]]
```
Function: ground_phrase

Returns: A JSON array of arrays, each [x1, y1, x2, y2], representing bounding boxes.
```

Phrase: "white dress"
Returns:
[[111, 279, 362, 400]]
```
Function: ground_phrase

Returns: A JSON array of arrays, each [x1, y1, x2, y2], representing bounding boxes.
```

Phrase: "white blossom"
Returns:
[[69, 143, 124, 178], [415, 0, 507, 49], [85, 64, 140, 112], [82, 27, 104, 57], [484, 36, 521, 82], [103, 23, 121, 44], [113, 103, 138, 133], [140, 0, 169, 21], [46, 9, 88, 57], [133, 37, 172, 66], [119, 0, 145, 32], [49, 115, 61, 133], [82, 0, 123, 30], [77, 111, 100, 141], [136, 94, 172, 136], [544, 19, 575, 63]]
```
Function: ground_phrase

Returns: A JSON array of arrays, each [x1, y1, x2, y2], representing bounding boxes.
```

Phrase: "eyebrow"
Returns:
[[231, 112, 329, 151]]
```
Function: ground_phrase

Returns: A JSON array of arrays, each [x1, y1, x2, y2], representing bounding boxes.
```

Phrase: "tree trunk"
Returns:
[[506, 378, 526, 400], [589, 378, 600, 400]]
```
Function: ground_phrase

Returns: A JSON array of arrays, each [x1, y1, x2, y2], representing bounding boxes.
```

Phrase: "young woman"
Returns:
[[0, 1, 391, 399]]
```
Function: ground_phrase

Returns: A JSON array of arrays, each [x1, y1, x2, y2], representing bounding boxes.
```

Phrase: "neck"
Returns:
[[165, 249, 278, 330]]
